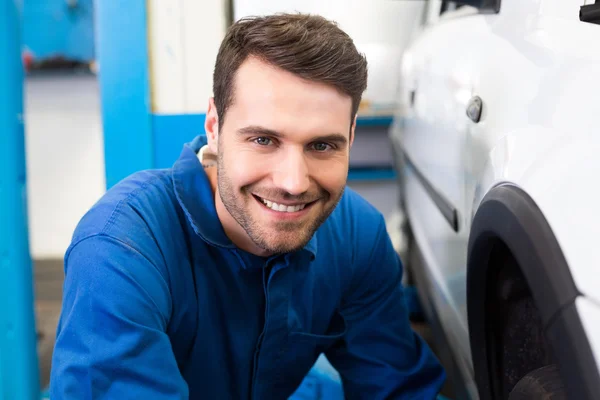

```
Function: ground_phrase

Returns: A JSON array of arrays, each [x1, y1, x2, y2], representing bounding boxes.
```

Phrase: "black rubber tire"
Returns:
[[508, 365, 566, 400]]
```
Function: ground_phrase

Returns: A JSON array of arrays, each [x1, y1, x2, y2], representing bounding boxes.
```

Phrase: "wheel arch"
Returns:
[[467, 183, 600, 399]]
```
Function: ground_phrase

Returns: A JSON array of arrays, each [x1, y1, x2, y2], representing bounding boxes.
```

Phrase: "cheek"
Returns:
[[310, 158, 348, 194], [222, 146, 270, 187]]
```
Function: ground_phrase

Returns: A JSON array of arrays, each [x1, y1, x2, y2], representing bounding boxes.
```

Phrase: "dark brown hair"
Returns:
[[213, 13, 368, 125]]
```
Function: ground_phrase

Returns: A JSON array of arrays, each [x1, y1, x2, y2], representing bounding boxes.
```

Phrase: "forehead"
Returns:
[[224, 57, 352, 136]]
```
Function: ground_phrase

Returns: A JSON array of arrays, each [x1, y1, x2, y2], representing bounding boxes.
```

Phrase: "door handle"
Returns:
[[581, 2, 600, 25], [466, 95, 483, 123]]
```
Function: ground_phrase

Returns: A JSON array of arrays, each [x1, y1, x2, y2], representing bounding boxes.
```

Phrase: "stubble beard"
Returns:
[[216, 149, 345, 254]]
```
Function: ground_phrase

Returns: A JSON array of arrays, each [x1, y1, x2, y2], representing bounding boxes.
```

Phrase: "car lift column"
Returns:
[[0, 1, 41, 398]]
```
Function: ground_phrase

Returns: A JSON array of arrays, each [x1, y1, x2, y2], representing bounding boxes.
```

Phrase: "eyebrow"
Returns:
[[237, 125, 348, 145]]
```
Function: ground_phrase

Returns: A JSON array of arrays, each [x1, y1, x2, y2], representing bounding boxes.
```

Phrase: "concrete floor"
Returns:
[[34, 259, 63, 388]]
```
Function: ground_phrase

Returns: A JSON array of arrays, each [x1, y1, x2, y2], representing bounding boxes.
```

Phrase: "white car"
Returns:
[[390, 0, 600, 399]]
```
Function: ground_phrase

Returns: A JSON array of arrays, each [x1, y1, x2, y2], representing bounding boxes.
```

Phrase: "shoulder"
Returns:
[[315, 187, 399, 300], [69, 169, 182, 257], [324, 186, 387, 244], [317, 186, 390, 268]]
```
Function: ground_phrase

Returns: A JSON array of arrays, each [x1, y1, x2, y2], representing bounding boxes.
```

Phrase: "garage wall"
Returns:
[[146, 0, 424, 168], [233, 0, 426, 106], [146, 0, 228, 168], [148, 0, 228, 115], [19, 0, 103, 260], [148, 0, 425, 113], [25, 74, 106, 259], [148, 0, 426, 114]]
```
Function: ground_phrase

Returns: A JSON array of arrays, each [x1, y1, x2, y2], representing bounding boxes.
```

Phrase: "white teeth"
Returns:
[[261, 198, 306, 212]]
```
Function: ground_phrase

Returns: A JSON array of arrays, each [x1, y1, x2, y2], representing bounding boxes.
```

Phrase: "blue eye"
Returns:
[[312, 142, 332, 152], [254, 137, 272, 146]]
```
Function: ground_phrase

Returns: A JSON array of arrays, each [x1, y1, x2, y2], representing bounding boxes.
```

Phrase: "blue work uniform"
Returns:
[[50, 135, 445, 399]]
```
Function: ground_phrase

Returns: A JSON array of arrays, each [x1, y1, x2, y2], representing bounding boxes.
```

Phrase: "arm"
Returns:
[[326, 216, 446, 399], [50, 235, 188, 399]]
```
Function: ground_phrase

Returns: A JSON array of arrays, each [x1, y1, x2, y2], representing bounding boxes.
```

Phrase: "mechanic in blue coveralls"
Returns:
[[50, 13, 446, 399]]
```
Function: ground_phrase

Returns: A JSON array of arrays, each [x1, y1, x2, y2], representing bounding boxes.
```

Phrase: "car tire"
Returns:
[[508, 364, 566, 400]]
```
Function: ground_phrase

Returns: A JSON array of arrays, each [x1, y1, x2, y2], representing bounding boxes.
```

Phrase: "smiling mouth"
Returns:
[[253, 195, 316, 213]]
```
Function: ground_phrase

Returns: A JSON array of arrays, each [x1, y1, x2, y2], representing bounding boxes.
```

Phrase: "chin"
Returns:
[[258, 233, 312, 254]]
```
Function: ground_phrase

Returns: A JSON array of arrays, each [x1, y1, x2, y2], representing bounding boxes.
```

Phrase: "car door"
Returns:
[[464, 0, 599, 214], [394, 0, 496, 376]]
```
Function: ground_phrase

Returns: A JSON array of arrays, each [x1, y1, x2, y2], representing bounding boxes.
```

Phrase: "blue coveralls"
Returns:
[[50, 135, 445, 399]]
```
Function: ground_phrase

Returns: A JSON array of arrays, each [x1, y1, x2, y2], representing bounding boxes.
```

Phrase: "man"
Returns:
[[50, 13, 445, 399]]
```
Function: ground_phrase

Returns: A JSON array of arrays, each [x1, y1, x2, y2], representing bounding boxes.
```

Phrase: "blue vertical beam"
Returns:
[[0, 1, 41, 399], [95, 0, 153, 188]]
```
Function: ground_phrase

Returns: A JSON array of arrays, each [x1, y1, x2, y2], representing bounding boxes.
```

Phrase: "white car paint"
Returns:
[[393, 0, 600, 395]]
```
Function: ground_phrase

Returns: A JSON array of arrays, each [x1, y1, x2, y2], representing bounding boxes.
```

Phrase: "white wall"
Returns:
[[234, 0, 426, 108], [148, 0, 425, 115], [234, 0, 421, 46], [25, 74, 106, 259], [148, 0, 228, 114]]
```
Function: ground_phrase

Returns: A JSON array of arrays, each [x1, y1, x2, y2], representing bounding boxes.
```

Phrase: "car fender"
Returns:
[[471, 126, 600, 305], [467, 182, 600, 399]]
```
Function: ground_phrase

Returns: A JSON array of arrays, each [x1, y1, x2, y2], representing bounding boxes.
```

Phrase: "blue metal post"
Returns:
[[0, 1, 41, 399], [95, 0, 154, 188]]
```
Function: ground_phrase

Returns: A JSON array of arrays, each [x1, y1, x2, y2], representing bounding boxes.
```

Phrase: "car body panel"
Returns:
[[393, 0, 600, 392]]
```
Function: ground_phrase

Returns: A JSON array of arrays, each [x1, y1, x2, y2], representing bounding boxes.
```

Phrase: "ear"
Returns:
[[349, 115, 357, 148], [205, 97, 219, 153]]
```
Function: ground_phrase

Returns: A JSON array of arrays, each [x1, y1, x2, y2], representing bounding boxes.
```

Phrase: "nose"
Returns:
[[273, 147, 310, 195]]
